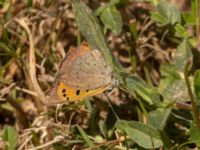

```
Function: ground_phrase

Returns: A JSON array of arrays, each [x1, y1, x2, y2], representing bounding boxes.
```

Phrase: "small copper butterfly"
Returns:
[[48, 42, 114, 105]]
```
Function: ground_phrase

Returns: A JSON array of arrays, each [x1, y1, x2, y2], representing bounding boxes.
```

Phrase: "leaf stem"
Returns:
[[184, 59, 200, 131], [196, 0, 200, 50]]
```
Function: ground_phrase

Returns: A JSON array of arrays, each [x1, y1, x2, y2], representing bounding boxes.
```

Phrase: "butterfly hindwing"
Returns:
[[48, 81, 109, 105]]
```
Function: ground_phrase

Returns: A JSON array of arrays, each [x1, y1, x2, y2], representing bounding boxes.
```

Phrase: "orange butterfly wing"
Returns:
[[48, 42, 113, 105], [48, 81, 110, 105]]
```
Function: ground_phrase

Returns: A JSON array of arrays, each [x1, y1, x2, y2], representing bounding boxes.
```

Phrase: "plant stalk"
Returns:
[[196, 0, 200, 50], [184, 59, 200, 131]]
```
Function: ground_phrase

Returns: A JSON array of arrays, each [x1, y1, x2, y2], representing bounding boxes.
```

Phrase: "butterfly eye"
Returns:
[[86, 90, 89, 92]]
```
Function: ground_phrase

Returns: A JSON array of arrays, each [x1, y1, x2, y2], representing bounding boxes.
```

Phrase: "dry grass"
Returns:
[[0, 0, 196, 149]]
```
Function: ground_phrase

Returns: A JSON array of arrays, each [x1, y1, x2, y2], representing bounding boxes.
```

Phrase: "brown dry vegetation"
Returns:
[[0, 0, 199, 149]]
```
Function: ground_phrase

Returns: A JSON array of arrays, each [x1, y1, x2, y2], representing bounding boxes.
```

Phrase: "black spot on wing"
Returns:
[[76, 90, 80, 95], [62, 89, 66, 93]]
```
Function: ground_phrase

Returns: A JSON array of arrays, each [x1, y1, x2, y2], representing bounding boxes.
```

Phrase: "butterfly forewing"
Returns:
[[59, 49, 112, 90]]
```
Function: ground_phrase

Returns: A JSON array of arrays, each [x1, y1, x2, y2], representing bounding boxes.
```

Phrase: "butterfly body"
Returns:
[[48, 42, 114, 105]]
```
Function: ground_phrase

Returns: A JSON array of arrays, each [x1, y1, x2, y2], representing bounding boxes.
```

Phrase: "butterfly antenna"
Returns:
[[105, 91, 130, 150], [105, 91, 120, 121]]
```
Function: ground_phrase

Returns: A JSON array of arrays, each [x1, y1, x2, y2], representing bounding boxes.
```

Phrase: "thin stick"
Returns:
[[27, 136, 64, 150], [14, 18, 46, 112], [18, 135, 33, 150], [16, 86, 38, 97]]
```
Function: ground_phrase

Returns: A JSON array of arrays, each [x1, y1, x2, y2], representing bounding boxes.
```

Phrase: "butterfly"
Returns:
[[48, 42, 114, 105]]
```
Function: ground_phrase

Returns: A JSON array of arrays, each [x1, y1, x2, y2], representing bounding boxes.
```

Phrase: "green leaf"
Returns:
[[110, 0, 120, 5], [0, 42, 16, 56], [95, 0, 120, 15], [182, 12, 195, 25], [0, 0, 4, 6], [194, 70, 200, 101], [125, 75, 160, 105], [148, 108, 171, 130], [162, 79, 190, 102], [182, 0, 195, 25], [95, 0, 122, 34], [85, 99, 93, 114], [94, 4, 108, 16], [151, 12, 166, 24], [129, 20, 137, 40], [72, 0, 115, 70], [160, 64, 180, 78], [76, 125, 95, 147], [100, 6, 122, 34], [2, 126, 18, 150], [156, 0, 181, 25], [175, 39, 192, 72], [116, 120, 163, 149], [189, 122, 200, 147], [159, 64, 180, 93], [26, 0, 33, 7], [98, 120, 108, 139], [175, 24, 190, 38]]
